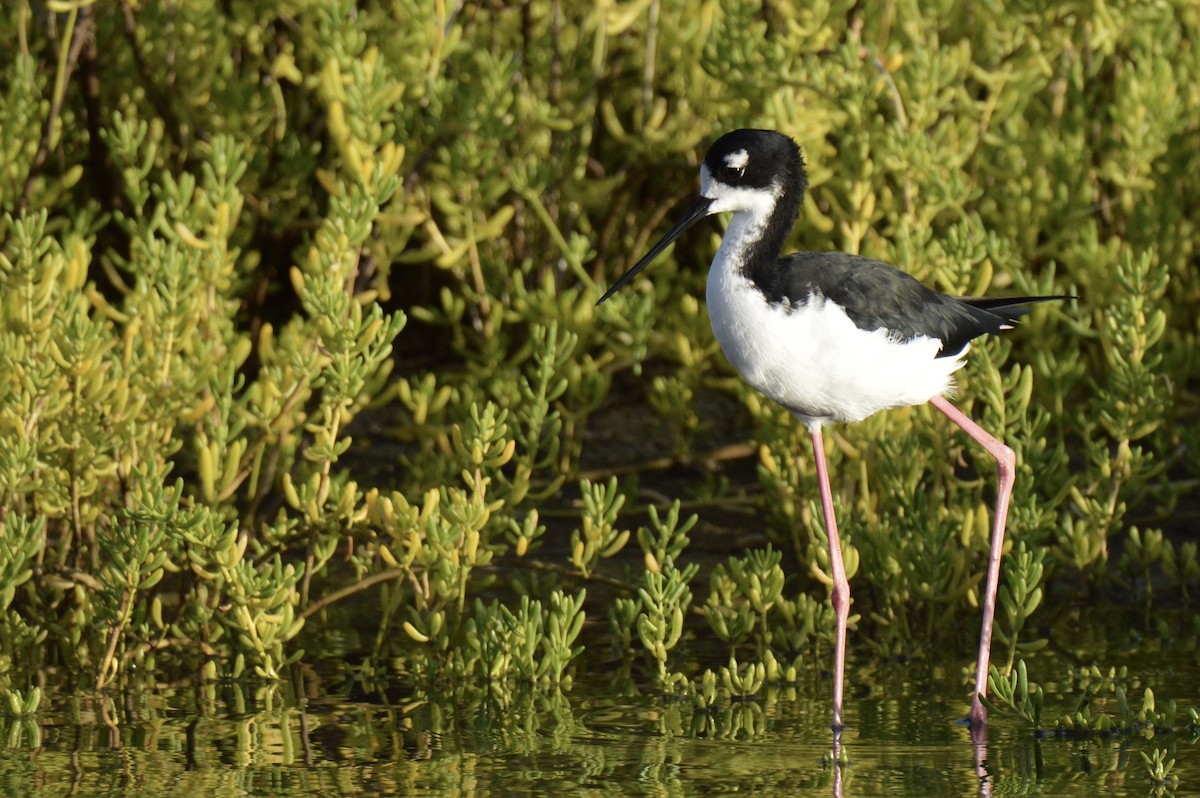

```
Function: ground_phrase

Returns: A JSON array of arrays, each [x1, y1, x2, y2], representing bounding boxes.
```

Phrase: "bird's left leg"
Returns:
[[928, 395, 1015, 729]]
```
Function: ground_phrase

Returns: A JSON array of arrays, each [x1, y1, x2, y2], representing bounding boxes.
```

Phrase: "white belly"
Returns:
[[706, 260, 965, 425]]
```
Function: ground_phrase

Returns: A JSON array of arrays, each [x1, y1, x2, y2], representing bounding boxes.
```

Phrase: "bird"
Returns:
[[596, 128, 1069, 730]]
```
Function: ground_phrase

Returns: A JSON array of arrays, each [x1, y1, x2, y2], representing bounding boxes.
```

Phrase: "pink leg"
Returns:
[[928, 395, 1015, 728], [810, 423, 849, 731]]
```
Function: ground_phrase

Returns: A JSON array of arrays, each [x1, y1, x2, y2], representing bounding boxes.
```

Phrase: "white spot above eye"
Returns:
[[724, 149, 749, 169]]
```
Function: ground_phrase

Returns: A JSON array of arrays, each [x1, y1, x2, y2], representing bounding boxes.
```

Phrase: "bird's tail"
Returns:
[[961, 295, 1075, 327]]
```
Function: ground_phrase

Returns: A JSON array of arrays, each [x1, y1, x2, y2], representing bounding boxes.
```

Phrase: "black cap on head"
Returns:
[[596, 129, 808, 306], [703, 129, 806, 194]]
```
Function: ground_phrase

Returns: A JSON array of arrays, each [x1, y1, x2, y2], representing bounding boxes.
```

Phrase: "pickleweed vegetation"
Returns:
[[1, 0, 1197, 748]]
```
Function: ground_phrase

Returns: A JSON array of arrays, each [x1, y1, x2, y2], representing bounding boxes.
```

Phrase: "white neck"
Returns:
[[713, 208, 771, 277], [699, 163, 782, 279]]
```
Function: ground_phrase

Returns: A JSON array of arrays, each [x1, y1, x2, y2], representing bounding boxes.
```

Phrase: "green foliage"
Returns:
[[988, 660, 1200, 739], [635, 557, 698, 691], [995, 542, 1049, 672], [570, 477, 632, 578], [3, 685, 40, 717], [0, 2, 407, 687], [986, 659, 1045, 727], [719, 654, 767, 700], [704, 547, 786, 653], [639, 500, 698, 568], [0, 0, 1196, 729], [1060, 250, 1172, 569], [1142, 747, 1179, 793], [461, 589, 585, 688]]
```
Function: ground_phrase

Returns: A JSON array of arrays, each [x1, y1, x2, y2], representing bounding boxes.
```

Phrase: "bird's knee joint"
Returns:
[[831, 582, 850, 618], [999, 444, 1016, 472]]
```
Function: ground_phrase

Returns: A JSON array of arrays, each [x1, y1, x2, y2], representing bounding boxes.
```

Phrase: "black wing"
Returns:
[[757, 252, 1069, 358]]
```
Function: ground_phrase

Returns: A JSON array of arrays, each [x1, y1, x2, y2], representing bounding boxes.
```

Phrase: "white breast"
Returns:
[[705, 243, 965, 425]]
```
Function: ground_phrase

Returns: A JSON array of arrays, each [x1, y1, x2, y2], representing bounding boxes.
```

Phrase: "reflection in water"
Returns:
[[972, 720, 991, 798], [831, 727, 843, 798], [0, 661, 1192, 797]]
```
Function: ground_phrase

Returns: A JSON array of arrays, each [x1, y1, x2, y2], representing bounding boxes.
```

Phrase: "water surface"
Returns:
[[2, 651, 1192, 797]]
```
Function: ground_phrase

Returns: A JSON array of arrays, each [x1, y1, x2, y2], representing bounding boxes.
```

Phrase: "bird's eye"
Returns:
[[721, 165, 746, 182]]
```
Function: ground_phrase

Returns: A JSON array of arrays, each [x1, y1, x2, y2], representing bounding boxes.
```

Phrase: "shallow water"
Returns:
[[2, 650, 1194, 798]]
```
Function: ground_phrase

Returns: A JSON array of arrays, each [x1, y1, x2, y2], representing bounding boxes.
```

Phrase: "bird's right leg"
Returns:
[[809, 423, 849, 731]]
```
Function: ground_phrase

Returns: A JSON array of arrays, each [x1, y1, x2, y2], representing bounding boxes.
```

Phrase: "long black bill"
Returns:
[[596, 195, 715, 305]]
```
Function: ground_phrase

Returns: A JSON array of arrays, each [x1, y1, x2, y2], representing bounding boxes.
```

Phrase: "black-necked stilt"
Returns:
[[598, 128, 1069, 730]]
